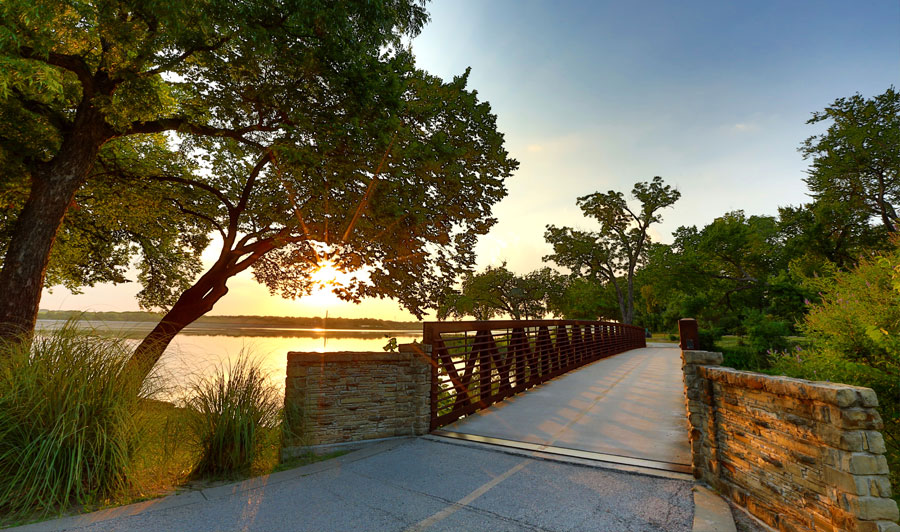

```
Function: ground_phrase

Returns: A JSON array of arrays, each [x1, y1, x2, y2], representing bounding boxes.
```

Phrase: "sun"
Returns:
[[310, 260, 343, 290], [301, 252, 372, 308]]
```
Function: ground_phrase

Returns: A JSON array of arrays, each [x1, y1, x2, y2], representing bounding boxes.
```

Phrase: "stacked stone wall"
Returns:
[[283, 344, 430, 455], [683, 350, 899, 532]]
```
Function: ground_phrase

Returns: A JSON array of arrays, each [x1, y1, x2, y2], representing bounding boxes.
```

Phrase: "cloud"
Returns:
[[732, 122, 758, 132]]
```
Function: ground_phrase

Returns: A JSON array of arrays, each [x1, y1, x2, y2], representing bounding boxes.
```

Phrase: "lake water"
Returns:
[[36, 320, 423, 399]]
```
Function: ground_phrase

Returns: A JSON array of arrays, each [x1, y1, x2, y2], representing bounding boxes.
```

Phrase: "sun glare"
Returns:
[[310, 261, 343, 289], [303, 258, 370, 308]]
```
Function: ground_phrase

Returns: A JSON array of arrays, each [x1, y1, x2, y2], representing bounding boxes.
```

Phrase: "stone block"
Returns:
[[842, 495, 900, 522], [864, 431, 887, 454], [839, 452, 889, 476], [841, 408, 884, 430], [683, 350, 724, 366]]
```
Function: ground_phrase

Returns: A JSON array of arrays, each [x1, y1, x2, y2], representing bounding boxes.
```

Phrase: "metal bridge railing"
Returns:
[[423, 319, 646, 430]]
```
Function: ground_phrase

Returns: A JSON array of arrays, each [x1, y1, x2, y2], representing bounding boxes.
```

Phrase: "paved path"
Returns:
[[438, 345, 691, 470], [19, 438, 694, 532]]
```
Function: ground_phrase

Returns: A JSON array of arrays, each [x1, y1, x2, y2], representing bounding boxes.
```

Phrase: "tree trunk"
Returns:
[[624, 272, 635, 325], [609, 278, 628, 324], [125, 269, 230, 382], [0, 111, 108, 341]]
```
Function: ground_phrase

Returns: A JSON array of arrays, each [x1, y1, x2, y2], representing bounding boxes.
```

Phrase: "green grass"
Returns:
[[0, 324, 143, 519], [183, 353, 282, 479], [0, 327, 343, 526], [649, 333, 678, 343]]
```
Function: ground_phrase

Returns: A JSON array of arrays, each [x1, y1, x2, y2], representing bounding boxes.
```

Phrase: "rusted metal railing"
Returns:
[[423, 320, 646, 430]]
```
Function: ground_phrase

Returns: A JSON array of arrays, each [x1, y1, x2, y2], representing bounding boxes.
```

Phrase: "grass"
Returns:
[[183, 353, 282, 479], [0, 326, 342, 526], [0, 324, 142, 519]]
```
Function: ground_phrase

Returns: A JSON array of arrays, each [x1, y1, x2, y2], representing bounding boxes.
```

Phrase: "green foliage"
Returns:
[[696, 328, 722, 351], [770, 240, 900, 497], [742, 310, 791, 354], [184, 354, 281, 479], [547, 276, 619, 320], [802, 87, 900, 229], [0, 323, 143, 517], [0, 0, 437, 333], [382, 336, 399, 352], [545, 176, 680, 324], [438, 264, 555, 320]]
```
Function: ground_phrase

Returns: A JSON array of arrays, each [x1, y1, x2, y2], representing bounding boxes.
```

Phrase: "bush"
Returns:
[[742, 310, 791, 354], [770, 242, 900, 501], [719, 343, 770, 371], [0, 323, 143, 517], [184, 353, 281, 478], [697, 327, 722, 350]]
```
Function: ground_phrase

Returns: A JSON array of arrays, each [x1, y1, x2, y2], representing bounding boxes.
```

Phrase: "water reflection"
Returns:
[[36, 320, 422, 400]]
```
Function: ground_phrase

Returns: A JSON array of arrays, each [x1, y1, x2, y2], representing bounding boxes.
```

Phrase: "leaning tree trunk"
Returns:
[[125, 270, 230, 382], [0, 114, 108, 342]]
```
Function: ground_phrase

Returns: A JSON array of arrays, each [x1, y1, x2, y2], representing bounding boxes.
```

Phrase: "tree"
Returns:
[[544, 176, 680, 324], [0, 0, 429, 340], [771, 239, 900, 490], [777, 201, 889, 271], [545, 276, 618, 321], [1, 135, 211, 303], [125, 64, 516, 377], [437, 264, 554, 321], [802, 87, 900, 230]]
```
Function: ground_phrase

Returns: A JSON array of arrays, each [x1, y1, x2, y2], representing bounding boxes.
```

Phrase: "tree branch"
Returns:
[[150, 174, 236, 215], [125, 118, 277, 149], [141, 34, 235, 77], [163, 196, 226, 239]]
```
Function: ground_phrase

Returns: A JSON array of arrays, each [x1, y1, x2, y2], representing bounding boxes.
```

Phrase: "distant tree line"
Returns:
[[36, 310, 421, 330]]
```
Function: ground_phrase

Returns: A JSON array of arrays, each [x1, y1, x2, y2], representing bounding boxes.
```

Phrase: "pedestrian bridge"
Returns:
[[433, 345, 691, 475]]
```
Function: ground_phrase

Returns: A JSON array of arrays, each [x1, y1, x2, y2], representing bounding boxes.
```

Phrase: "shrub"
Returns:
[[697, 327, 722, 350], [184, 353, 281, 478], [742, 310, 791, 354], [0, 323, 143, 517], [771, 242, 900, 500]]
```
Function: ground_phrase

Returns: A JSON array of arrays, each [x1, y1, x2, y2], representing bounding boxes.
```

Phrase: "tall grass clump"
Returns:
[[0, 323, 143, 517], [184, 353, 281, 478]]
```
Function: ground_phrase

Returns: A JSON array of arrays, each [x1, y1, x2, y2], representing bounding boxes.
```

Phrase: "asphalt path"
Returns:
[[19, 437, 693, 532]]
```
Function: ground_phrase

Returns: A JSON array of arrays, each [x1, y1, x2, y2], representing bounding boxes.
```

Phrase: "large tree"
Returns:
[[0, 0, 429, 340], [544, 176, 680, 324], [125, 63, 516, 378], [1, 135, 211, 304], [437, 264, 554, 321], [802, 87, 900, 230]]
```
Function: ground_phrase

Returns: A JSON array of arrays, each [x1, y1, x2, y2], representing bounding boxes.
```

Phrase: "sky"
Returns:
[[40, 0, 900, 321]]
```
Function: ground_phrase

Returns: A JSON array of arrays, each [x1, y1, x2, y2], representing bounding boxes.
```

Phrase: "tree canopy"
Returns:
[[802, 87, 900, 230], [544, 176, 680, 324], [437, 264, 555, 321], [0, 0, 431, 339]]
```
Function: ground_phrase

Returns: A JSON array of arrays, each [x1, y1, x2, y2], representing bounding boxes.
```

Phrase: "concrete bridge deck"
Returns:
[[435, 345, 692, 473]]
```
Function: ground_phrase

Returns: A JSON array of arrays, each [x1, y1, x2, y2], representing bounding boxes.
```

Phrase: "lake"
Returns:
[[36, 320, 423, 399]]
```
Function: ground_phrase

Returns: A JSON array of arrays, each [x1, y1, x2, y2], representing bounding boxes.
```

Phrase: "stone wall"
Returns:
[[683, 350, 899, 532], [283, 344, 430, 456]]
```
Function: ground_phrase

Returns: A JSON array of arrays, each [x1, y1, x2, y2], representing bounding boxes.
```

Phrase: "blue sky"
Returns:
[[41, 0, 900, 319]]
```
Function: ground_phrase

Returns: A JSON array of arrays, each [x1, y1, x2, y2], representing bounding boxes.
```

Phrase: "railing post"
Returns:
[[537, 326, 552, 380], [678, 318, 699, 350], [423, 323, 438, 432]]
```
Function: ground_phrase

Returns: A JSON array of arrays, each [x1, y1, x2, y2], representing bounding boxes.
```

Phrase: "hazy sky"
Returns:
[[40, 0, 900, 320]]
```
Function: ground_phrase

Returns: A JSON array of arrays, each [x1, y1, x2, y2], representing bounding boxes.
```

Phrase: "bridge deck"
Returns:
[[435, 345, 691, 472]]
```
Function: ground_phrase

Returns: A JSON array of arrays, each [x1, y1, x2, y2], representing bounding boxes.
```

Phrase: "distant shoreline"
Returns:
[[37, 309, 422, 332]]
